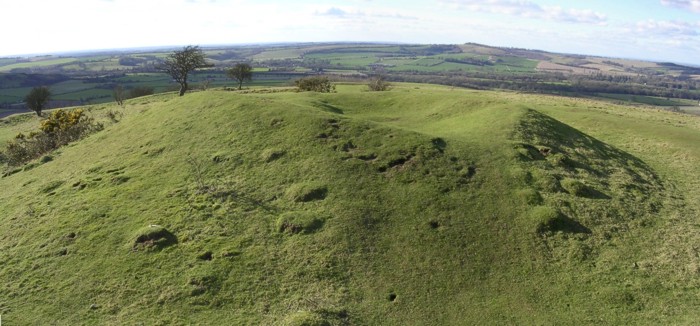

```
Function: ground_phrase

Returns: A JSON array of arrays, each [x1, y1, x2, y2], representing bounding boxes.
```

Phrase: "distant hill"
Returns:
[[2, 42, 699, 111], [1, 84, 699, 324]]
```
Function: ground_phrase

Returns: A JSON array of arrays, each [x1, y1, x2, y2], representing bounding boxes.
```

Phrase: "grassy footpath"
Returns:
[[0, 84, 698, 324]]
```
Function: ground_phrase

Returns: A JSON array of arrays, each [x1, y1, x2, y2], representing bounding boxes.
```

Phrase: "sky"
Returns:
[[1, 0, 700, 64]]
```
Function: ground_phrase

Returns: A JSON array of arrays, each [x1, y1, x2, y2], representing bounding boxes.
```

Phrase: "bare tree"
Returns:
[[113, 85, 126, 106], [201, 79, 211, 91], [162, 45, 207, 96], [25, 86, 51, 116], [227, 63, 253, 90]]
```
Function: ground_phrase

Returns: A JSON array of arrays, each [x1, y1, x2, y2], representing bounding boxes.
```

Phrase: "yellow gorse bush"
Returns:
[[3, 108, 101, 166], [40, 109, 85, 134]]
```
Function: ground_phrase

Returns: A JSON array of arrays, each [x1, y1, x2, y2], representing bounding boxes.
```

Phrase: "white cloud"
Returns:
[[544, 7, 607, 24], [636, 19, 700, 36], [660, 0, 700, 13], [319, 7, 352, 17], [441, 0, 542, 16], [315, 6, 417, 21], [439, 0, 607, 24]]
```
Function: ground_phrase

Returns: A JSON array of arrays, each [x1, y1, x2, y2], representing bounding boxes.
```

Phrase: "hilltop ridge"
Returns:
[[0, 84, 698, 324]]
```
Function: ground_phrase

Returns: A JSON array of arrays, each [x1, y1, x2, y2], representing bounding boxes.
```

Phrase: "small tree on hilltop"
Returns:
[[25, 86, 51, 116], [162, 45, 207, 96], [227, 63, 253, 90]]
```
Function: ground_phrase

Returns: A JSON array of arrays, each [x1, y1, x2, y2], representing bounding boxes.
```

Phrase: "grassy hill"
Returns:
[[1, 84, 699, 324]]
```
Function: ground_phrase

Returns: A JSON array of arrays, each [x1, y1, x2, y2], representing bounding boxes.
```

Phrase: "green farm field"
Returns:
[[0, 58, 78, 72], [594, 93, 696, 106], [1, 83, 698, 324]]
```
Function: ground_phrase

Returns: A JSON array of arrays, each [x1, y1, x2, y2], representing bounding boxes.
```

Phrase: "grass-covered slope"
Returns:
[[1, 85, 699, 324]]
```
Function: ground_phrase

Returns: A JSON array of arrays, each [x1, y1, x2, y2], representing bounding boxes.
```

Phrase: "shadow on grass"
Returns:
[[316, 101, 344, 114], [133, 226, 178, 251]]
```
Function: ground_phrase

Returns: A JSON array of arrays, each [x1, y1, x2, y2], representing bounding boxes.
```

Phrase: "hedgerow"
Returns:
[[294, 76, 336, 93]]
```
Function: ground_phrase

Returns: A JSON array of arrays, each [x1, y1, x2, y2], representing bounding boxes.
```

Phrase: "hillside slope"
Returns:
[[0, 85, 698, 324]]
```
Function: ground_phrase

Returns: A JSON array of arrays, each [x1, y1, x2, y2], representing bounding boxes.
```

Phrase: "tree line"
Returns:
[[387, 70, 700, 100]]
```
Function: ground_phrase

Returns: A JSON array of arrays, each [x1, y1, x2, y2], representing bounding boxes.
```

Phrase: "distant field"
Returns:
[[595, 93, 696, 106], [0, 87, 34, 103], [682, 106, 700, 115], [458, 43, 506, 55], [536, 61, 596, 74], [1, 42, 698, 110], [250, 44, 378, 60], [496, 56, 539, 70], [0, 58, 77, 72], [389, 61, 470, 72], [306, 52, 379, 67], [0, 58, 19, 67]]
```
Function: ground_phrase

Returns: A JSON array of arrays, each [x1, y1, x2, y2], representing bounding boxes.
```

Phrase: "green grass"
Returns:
[[0, 113, 40, 144], [1, 84, 699, 324]]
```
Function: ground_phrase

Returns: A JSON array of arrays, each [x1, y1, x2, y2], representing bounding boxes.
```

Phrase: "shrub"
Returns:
[[105, 109, 123, 123], [40, 108, 85, 133], [295, 76, 336, 93], [368, 75, 391, 91], [3, 109, 102, 166]]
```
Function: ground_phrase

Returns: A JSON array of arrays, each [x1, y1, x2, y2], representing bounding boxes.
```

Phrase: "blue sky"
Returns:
[[1, 0, 699, 64]]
